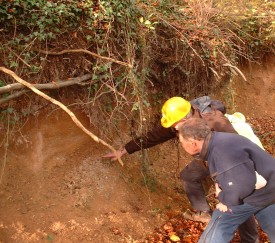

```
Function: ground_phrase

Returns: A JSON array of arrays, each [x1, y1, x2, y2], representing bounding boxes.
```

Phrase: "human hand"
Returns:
[[102, 147, 127, 161], [215, 183, 222, 197], [216, 202, 228, 212]]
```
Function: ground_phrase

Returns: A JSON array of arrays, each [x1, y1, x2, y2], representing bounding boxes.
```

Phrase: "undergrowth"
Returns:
[[0, 0, 274, 139]]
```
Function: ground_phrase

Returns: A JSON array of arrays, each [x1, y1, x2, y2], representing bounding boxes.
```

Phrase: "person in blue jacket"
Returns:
[[178, 118, 275, 243]]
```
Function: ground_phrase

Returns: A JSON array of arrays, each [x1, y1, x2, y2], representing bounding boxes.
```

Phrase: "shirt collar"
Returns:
[[199, 132, 213, 161]]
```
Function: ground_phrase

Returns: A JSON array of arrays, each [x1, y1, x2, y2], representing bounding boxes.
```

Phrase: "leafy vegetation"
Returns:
[[0, 0, 274, 129]]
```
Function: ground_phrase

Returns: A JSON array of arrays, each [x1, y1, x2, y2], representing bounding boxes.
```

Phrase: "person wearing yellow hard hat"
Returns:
[[103, 96, 259, 242], [160, 97, 192, 128]]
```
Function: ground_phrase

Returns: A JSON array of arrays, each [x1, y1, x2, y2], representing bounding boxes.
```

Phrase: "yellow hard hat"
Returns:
[[161, 97, 191, 128]]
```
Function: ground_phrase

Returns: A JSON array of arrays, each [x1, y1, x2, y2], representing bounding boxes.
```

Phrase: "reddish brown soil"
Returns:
[[0, 56, 274, 243]]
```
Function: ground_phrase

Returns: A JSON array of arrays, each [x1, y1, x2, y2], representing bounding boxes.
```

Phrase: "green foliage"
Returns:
[[0, 0, 273, 138], [0, 80, 6, 87], [0, 0, 141, 69], [141, 173, 158, 192], [0, 107, 20, 125], [0, 0, 82, 40]]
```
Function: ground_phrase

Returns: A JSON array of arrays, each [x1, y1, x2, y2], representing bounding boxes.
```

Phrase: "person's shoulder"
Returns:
[[210, 100, 226, 114], [190, 96, 211, 113], [213, 131, 243, 144], [215, 131, 241, 138], [215, 131, 261, 150], [190, 96, 210, 103]]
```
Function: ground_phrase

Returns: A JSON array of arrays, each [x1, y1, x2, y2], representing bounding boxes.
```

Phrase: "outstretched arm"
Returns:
[[103, 125, 177, 161], [125, 125, 177, 154]]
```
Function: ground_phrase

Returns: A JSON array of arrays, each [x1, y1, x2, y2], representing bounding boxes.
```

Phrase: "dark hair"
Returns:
[[178, 118, 211, 140]]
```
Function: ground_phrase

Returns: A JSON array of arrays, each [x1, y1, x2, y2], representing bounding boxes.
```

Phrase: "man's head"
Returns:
[[178, 118, 211, 155], [161, 97, 191, 129]]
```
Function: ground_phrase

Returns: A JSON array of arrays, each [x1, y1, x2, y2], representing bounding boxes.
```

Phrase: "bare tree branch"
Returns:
[[37, 49, 133, 68], [0, 90, 30, 105], [0, 66, 124, 166], [0, 73, 94, 94], [8, 46, 32, 68]]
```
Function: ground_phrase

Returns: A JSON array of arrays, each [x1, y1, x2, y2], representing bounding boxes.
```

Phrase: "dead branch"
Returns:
[[8, 46, 32, 68], [37, 49, 133, 68], [0, 73, 93, 94], [0, 90, 30, 105], [0, 67, 124, 166]]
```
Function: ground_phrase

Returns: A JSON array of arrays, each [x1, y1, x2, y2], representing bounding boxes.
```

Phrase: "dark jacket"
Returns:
[[125, 97, 236, 154], [203, 132, 275, 207]]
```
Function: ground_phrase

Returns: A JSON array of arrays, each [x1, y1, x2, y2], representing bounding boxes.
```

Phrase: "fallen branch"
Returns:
[[37, 48, 133, 68], [0, 73, 93, 94], [0, 90, 30, 105], [0, 66, 124, 166]]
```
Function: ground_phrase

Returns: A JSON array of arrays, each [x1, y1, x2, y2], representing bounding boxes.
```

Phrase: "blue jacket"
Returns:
[[202, 132, 275, 207]]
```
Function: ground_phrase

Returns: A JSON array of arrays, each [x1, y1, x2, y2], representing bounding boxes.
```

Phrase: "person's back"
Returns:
[[225, 112, 264, 149], [206, 132, 275, 207]]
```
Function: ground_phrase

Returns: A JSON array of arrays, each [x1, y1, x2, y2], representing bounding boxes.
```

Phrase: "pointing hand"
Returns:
[[102, 147, 127, 161]]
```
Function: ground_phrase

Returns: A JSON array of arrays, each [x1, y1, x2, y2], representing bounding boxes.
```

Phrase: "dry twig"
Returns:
[[37, 49, 133, 68]]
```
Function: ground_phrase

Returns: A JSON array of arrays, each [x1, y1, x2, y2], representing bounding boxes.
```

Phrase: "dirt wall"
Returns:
[[0, 55, 274, 242]]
